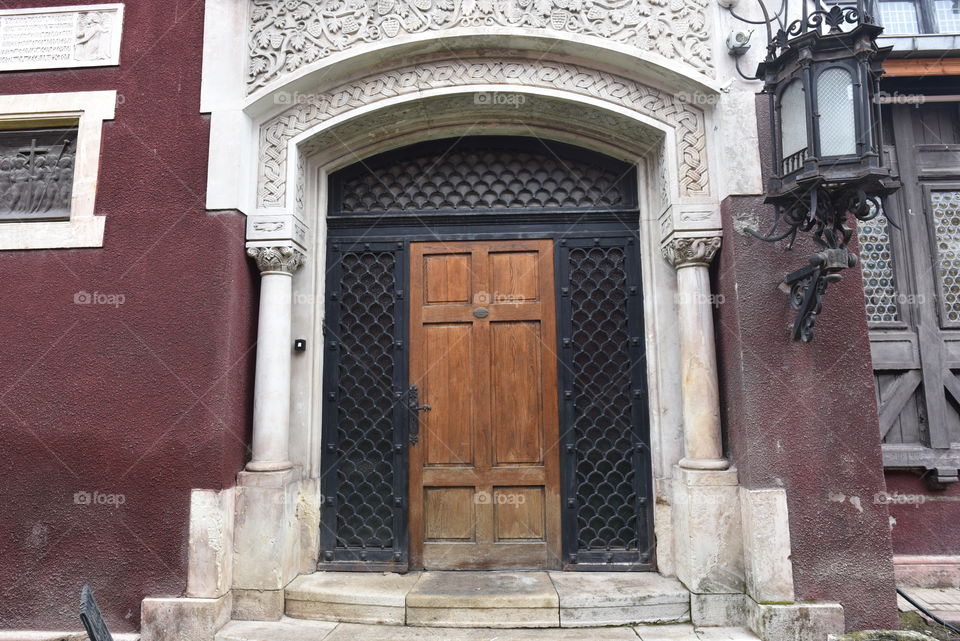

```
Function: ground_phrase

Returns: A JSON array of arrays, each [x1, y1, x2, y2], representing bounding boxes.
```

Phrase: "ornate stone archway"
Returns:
[[255, 58, 712, 212]]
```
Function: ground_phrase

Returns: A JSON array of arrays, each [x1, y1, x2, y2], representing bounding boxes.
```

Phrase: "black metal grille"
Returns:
[[558, 237, 652, 569], [320, 243, 407, 569], [330, 137, 636, 216]]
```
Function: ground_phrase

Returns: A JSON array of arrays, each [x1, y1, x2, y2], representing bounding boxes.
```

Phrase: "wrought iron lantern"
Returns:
[[726, 0, 901, 341]]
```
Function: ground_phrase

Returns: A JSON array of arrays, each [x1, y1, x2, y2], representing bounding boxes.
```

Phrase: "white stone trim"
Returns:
[[0, 90, 116, 250], [186, 487, 235, 599], [0, 4, 124, 72], [201, 0, 254, 213], [740, 487, 795, 603]]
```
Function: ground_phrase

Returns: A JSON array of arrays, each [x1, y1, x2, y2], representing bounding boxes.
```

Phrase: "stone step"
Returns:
[[216, 618, 761, 641], [284, 570, 691, 628]]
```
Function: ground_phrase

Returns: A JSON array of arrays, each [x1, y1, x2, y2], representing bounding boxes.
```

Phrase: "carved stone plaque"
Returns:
[[0, 4, 123, 72], [0, 127, 77, 222]]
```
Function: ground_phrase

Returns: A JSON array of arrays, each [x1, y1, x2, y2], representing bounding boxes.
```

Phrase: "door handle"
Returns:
[[408, 385, 431, 445]]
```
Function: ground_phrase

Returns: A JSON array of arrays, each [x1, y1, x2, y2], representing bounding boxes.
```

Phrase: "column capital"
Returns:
[[246, 245, 305, 274], [662, 236, 722, 269]]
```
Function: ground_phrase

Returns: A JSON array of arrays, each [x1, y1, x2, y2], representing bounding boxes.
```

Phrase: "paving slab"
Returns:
[[694, 627, 761, 640], [634, 623, 698, 640], [285, 572, 422, 625], [406, 571, 559, 628], [322, 622, 642, 640], [550, 572, 690, 626], [215, 617, 338, 641]]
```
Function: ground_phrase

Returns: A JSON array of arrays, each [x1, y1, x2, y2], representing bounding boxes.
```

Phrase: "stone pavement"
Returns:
[[217, 619, 760, 640], [898, 587, 960, 625]]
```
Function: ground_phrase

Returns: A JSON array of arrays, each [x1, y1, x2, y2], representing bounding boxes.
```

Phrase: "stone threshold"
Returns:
[[217, 618, 760, 640], [284, 570, 692, 628]]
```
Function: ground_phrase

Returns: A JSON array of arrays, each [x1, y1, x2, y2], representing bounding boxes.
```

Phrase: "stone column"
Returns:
[[245, 245, 305, 472], [663, 236, 728, 471]]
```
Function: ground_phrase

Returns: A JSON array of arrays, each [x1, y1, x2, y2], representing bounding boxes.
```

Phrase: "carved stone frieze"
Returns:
[[247, 0, 713, 92], [247, 245, 306, 273], [662, 236, 721, 268], [257, 59, 710, 209]]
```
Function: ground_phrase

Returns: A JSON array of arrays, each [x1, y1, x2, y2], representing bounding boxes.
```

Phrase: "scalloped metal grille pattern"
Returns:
[[933, 191, 960, 324], [569, 246, 639, 551], [857, 214, 900, 324], [337, 145, 630, 214], [334, 250, 398, 549]]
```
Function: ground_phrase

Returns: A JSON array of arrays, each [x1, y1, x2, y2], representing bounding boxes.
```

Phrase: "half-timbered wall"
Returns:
[[860, 101, 960, 483]]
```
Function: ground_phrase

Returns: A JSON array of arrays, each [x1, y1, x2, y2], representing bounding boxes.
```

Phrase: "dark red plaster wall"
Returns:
[[713, 97, 897, 631], [885, 471, 960, 556], [0, 1, 255, 632]]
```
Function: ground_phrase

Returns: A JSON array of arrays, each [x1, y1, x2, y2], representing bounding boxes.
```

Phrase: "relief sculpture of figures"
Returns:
[[0, 131, 76, 220], [76, 12, 112, 61]]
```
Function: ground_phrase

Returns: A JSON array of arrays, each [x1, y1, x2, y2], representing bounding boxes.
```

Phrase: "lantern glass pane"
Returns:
[[780, 80, 807, 164], [817, 67, 857, 157]]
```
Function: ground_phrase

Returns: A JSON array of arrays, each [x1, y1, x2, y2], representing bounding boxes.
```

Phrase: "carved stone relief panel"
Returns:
[[0, 127, 77, 221], [0, 4, 124, 72], [257, 59, 710, 210], [247, 0, 714, 92]]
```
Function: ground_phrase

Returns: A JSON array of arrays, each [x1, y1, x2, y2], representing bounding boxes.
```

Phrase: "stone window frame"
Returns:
[[0, 90, 116, 251]]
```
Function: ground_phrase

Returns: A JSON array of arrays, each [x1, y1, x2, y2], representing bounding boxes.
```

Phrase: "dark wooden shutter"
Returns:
[[859, 102, 960, 486]]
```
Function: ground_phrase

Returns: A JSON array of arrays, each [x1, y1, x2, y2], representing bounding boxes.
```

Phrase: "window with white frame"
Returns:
[[0, 91, 116, 251]]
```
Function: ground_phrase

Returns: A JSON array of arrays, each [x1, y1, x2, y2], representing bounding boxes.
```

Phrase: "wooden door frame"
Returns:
[[319, 224, 655, 572]]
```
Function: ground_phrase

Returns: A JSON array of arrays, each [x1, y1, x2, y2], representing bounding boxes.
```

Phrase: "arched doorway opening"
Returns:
[[317, 136, 654, 572]]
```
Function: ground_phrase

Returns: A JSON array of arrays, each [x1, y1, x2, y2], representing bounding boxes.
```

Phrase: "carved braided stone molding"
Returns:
[[247, 246, 306, 273], [662, 236, 721, 268], [257, 59, 710, 208], [247, 0, 713, 93]]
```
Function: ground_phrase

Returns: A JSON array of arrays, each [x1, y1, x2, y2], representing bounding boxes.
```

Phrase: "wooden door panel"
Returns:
[[424, 487, 476, 541], [424, 253, 473, 305], [409, 239, 560, 570], [422, 323, 475, 467], [489, 251, 541, 302], [495, 487, 545, 541], [491, 321, 544, 466]]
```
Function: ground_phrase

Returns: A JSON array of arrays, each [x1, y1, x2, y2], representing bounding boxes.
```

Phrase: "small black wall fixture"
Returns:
[[724, 0, 901, 341]]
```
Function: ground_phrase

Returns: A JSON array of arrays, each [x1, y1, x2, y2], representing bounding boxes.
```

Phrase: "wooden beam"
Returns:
[[879, 369, 923, 440], [884, 58, 960, 77]]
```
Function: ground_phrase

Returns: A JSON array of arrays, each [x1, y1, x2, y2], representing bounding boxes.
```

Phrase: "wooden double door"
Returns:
[[408, 239, 562, 569]]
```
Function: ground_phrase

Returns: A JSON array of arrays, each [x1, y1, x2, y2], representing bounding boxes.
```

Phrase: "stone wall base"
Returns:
[[748, 599, 845, 641], [672, 466, 745, 594], [894, 555, 960, 588], [691, 592, 748, 627], [232, 588, 284, 621], [140, 592, 232, 641]]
